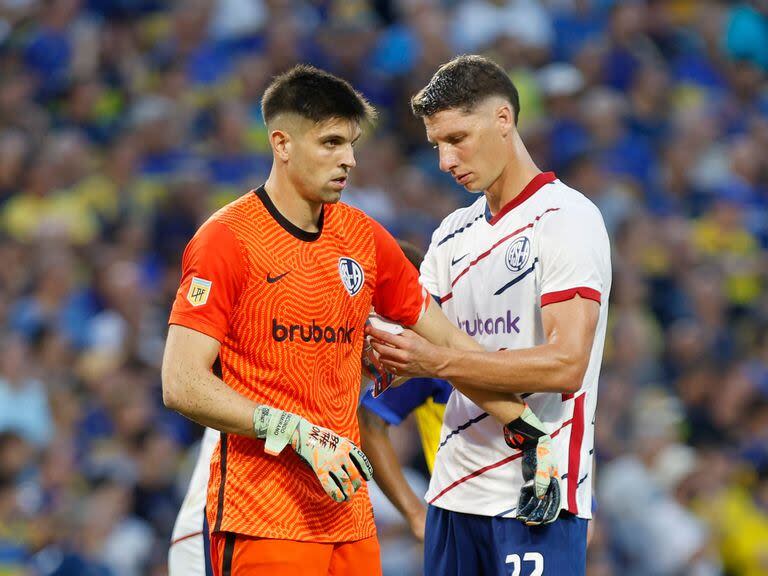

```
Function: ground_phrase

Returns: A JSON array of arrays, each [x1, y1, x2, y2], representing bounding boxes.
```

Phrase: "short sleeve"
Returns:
[[538, 205, 610, 307], [168, 219, 247, 341], [419, 230, 440, 298], [369, 217, 429, 326]]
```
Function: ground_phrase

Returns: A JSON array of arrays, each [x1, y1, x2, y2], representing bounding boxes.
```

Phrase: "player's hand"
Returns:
[[362, 337, 397, 396], [407, 505, 426, 542], [254, 405, 374, 503], [365, 325, 444, 379], [503, 405, 561, 525]]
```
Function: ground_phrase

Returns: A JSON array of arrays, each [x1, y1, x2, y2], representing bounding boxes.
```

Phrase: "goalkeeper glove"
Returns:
[[503, 405, 561, 525], [254, 405, 374, 503]]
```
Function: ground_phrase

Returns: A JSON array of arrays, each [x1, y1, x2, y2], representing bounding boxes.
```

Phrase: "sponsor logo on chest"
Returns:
[[456, 310, 520, 336]]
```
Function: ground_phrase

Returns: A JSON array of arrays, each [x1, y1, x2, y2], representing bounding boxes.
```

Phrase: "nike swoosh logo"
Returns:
[[451, 254, 469, 266], [266, 271, 291, 283]]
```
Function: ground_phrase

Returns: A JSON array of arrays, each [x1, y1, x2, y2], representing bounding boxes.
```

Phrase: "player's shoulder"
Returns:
[[202, 190, 261, 233], [429, 196, 487, 248], [543, 179, 606, 229], [548, 180, 602, 217]]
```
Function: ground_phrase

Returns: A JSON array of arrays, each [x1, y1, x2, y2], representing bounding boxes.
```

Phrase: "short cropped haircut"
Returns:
[[411, 55, 520, 123], [261, 65, 376, 126]]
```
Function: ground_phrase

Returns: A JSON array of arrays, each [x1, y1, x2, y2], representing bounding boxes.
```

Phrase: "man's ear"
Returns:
[[270, 129, 291, 162], [497, 104, 515, 138]]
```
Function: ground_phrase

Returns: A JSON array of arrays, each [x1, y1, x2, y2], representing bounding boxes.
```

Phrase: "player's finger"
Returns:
[[370, 340, 409, 363], [344, 461, 363, 492], [349, 445, 374, 480], [515, 484, 537, 521], [365, 325, 406, 347], [378, 361, 411, 376], [330, 467, 354, 502], [319, 471, 346, 503]]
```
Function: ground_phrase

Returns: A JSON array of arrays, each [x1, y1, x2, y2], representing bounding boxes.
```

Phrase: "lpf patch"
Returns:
[[339, 257, 364, 297], [505, 236, 531, 272], [187, 277, 212, 306]]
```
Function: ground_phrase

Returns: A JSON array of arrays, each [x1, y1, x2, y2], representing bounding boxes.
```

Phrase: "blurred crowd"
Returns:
[[0, 0, 766, 574]]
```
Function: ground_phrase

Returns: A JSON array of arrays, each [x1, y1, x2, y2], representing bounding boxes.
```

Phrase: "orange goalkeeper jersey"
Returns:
[[168, 186, 428, 543]]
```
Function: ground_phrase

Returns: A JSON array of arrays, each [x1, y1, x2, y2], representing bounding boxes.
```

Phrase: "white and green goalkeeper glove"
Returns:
[[254, 405, 374, 503], [503, 405, 561, 525]]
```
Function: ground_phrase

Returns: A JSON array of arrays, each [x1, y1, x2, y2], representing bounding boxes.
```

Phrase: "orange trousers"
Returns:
[[210, 532, 382, 576]]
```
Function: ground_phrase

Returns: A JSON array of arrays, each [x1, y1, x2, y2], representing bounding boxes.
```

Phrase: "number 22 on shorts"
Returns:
[[505, 552, 544, 576]]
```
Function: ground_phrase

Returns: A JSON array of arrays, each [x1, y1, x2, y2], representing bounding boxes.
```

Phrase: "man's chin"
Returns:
[[320, 190, 343, 204], [464, 182, 486, 194]]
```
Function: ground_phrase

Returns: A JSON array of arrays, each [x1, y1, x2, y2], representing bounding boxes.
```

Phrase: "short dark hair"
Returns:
[[411, 55, 520, 123], [261, 64, 376, 126]]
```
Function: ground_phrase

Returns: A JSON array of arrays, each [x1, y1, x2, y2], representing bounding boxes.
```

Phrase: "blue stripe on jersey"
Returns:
[[437, 411, 489, 451], [493, 258, 539, 295], [436, 213, 484, 247]]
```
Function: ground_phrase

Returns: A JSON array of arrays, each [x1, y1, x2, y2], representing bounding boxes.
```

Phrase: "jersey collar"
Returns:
[[254, 185, 324, 242], [485, 172, 557, 225]]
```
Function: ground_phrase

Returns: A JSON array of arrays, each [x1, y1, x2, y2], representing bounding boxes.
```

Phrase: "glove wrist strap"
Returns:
[[253, 405, 301, 456], [503, 405, 547, 450]]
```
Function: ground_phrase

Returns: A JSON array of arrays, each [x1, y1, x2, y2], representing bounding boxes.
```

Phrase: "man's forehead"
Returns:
[[313, 116, 361, 138], [424, 108, 475, 140], [424, 97, 508, 141]]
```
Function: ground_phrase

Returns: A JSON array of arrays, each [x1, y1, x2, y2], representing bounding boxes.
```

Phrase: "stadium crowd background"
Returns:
[[0, 0, 766, 574]]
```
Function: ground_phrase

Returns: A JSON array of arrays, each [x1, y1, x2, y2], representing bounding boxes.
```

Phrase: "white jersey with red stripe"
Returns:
[[420, 172, 610, 519], [168, 426, 219, 576]]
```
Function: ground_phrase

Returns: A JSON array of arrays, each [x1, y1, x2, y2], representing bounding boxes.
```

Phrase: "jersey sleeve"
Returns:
[[368, 217, 429, 326], [168, 219, 247, 342], [419, 229, 440, 299], [538, 204, 610, 307]]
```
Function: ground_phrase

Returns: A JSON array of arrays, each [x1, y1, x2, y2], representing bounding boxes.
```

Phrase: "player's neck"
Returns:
[[485, 135, 541, 215], [264, 173, 323, 233]]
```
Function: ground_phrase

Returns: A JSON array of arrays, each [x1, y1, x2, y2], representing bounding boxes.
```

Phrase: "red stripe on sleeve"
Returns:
[[541, 287, 601, 307], [566, 394, 586, 514]]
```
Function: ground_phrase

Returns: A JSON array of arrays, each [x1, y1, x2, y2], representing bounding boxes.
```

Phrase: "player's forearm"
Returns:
[[409, 306, 528, 423], [162, 363, 258, 437], [358, 409, 425, 524], [436, 343, 585, 395]]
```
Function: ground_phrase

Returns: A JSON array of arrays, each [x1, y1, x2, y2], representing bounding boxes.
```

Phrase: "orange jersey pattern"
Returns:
[[168, 186, 427, 543]]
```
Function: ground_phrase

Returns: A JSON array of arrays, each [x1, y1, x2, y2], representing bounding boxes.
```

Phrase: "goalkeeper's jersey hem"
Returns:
[[207, 523, 378, 544]]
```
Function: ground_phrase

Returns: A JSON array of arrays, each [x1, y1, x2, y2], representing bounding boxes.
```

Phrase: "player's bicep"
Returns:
[[541, 295, 599, 374], [162, 324, 221, 392]]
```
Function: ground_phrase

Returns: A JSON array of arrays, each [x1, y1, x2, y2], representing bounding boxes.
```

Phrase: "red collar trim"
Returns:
[[488, 172, 557, 226]]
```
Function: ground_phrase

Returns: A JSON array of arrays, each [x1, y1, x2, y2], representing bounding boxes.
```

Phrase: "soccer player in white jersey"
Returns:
[[367, 55, 611, 575]]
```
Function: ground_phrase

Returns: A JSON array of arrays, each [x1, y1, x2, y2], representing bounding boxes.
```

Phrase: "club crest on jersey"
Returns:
[[187, 277, 212, 307], [339, 257, 364, 297], [505, 237, 531, 272]]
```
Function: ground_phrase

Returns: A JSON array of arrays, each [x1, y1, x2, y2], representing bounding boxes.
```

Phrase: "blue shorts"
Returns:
[[424, 505, 588, 576]]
